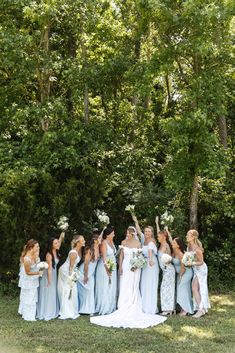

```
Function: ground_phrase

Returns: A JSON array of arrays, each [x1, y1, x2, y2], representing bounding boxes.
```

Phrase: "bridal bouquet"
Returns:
[[125, 204, 135, 215], [130, 250, 147, 272], [182, 251, 196, 267], [67, 268, 81, 300], [106, 258, 116, 285], [96, 209, 110, 227], [36, 261, 49, 276], [57, 216, 69, 231], [160, 211, 174, 227]]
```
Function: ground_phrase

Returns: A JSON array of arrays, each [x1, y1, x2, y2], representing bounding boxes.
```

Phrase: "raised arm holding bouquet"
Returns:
[[128, 207, 160, 314]]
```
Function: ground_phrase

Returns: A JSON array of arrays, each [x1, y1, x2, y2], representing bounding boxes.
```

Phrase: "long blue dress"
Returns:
[[158, 251, 175, 312], [37, 257, 60, 320], [78, 260, 97, 314], [172, 257, 194, 314], [140, 241, 159, 314], [95, 241, 117, 315]]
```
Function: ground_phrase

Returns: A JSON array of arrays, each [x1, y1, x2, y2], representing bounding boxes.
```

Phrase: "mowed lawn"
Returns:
[[0, 293, 234, 353]]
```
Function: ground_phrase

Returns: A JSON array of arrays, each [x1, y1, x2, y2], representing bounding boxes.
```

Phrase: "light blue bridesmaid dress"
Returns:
[[140, 241, 159, 314], [95, 241, 117, 315], [77, 259, 97, 314], [172, 257, 194, 314], [37, 257, 60, 320], [158, 251, 175, 312]]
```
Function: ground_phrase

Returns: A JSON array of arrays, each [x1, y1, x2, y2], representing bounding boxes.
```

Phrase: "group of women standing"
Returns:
[[18, 214, 210, 326]]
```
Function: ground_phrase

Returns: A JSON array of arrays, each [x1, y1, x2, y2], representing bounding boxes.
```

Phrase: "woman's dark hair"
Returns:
[[79, 233, 100, 265], [102, 225, 114, 239], [174, 237, 185, 253], [42, 238, 60, 269]]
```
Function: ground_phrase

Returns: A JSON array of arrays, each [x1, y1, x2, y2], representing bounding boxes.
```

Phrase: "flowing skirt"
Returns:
[[193, 263, 211, 312], [140, 256, 159, 314], [95, 259, 117, 315], [18, 287, 38, 321], [37, 268, 59, 321], [176, 268, 193, 314], [57, 267, 79, 320], [91, 265, 166, 328], [160, 264, 175, 312]]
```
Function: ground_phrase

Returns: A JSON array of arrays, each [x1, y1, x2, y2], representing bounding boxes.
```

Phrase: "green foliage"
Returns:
[[0, 0, 234, 289]]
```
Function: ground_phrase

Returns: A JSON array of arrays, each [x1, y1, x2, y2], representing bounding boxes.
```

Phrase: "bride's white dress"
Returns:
[[90, 246, 167, 328]]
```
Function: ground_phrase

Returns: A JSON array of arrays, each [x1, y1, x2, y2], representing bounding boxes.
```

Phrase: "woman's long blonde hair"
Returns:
[[71, 235, 83, 249], [189, 229, 204, 251], [20, 239, 38, 263]]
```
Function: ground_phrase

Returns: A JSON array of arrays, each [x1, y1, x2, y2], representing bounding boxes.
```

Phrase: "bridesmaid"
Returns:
[[58, 234, 85, 319], [172, 237, 194, 315], [37, 232, 65, 320], [78, 232, 101, 315], [18, 239, 42, 321], [186, 229, 210, 318], [132, 215, 160, 314], [95, 226, 117, 315], [156, 217, 175, 315]]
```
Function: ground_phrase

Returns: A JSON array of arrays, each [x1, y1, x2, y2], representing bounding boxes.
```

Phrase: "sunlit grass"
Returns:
[[0, 293, 234, 353]]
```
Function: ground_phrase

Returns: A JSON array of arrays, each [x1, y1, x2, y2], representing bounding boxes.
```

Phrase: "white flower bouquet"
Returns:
[[130, 249, 147, 272], [96, 209, 110, 226], [160, 211, 174, 227], [36, 261, 49, 276], [57, 216, 69, 231], [125, 204, 136, 215], [36, 261, 49, 271], [67, 268, 81, 299], [182, 251, 196, 267], [106, 258, 116, 285], [161, 253, 172, 266]]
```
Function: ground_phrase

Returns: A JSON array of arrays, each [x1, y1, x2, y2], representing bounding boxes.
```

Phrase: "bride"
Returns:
[[90, 226, 167, 328]]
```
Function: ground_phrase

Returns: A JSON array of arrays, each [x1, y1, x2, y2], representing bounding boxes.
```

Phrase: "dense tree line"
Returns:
[[0, 0, 234, 289]]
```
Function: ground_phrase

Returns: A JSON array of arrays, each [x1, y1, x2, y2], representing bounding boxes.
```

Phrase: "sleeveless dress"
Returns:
[[192, 251, 211, 312], [158, 251, 175, 312], [90, 246, 166, 328], [172, 257, 193, 314], [18, 257, 39, 321], [95, 241, 117, 315], [37, 257, 59, 320], [140, 241, 160, 314], [57, 250, 80, 319], [78, 259, 98, 314]]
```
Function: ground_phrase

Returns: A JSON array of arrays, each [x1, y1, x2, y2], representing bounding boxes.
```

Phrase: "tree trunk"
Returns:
[[189, 174, 199, 229], [217, 116, 228, 149], [81, 9, 89, 124], [38, 23, 51, 132]]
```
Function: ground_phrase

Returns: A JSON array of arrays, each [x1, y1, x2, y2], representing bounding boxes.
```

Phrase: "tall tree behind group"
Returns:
[[0, 0, 234, 288]]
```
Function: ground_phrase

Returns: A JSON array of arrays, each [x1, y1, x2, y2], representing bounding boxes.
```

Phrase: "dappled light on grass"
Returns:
[[181, 326, 214, 339], [211, 295, 235, 307], [35, 348, 44, 353], [153, 324, 173, 335], [0, 293, 235, 353]]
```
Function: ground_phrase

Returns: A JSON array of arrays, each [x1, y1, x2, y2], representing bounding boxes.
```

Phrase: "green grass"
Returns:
[[0, 293, 235, 353]]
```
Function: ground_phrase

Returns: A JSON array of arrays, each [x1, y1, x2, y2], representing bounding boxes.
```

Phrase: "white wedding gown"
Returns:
[[90, 246, 167, 328]]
